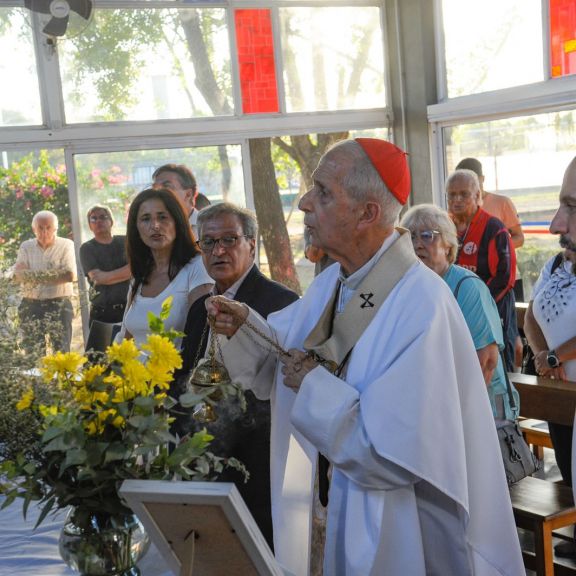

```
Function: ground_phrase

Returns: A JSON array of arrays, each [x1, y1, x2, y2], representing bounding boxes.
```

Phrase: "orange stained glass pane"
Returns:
[[550, 0, 576, 77], [235, 9, 279, 114]]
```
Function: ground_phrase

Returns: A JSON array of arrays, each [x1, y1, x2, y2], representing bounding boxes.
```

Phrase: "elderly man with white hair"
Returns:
[[14, 210, 77, 356], [206, 139, 524, 576], [447, 168, 518, 372]]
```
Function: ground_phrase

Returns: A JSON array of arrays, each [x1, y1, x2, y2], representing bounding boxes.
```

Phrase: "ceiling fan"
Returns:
[[24, 0, 93, 40]]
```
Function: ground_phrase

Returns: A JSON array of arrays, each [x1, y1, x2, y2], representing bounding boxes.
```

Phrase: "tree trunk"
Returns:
[[249, 138, 301, 294], [272, 133, 349, 191], [179, 10, 232, 197]]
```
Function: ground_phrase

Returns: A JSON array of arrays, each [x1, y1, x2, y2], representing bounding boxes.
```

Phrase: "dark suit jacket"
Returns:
[[173, 264, 299, 549]]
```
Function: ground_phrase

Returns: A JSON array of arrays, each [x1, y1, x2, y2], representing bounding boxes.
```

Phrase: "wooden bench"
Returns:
[[510, 476, 576, 576], [519, 418, 553, 460]]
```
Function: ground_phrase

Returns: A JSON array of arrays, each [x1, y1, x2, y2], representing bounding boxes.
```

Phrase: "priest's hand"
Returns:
[[281, 349, 318, 392], [205, 295, 248, 337]]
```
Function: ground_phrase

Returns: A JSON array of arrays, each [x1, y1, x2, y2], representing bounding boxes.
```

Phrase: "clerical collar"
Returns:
[[211, 262, 255, 299], [337, 230, 399, 312]]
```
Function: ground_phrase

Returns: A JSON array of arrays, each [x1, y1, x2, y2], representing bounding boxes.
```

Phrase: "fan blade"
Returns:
[[67, 0, 92, 21], [24, 0, 52, 15], [43, 14, 69, 37]]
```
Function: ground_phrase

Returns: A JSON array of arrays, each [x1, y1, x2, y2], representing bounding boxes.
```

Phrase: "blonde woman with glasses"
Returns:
[[401, 203, 519, 424]]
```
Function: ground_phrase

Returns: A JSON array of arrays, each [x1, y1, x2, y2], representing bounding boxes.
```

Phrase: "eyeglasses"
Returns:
[[89, 215, 111, 222], [410, 230, 441, 245], [197, 235, 251, 252], [446, 191, 473, 202]]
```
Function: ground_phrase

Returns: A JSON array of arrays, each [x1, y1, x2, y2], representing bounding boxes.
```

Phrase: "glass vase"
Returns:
[[59, 506, 150, 576]]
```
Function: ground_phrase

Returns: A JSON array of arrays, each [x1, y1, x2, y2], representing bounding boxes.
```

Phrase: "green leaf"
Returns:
[[103, 443, 130, 464], [60, 449, 87, 475], [159, 296, 173, 321], [178, 389, 214, 407], [134, 396, 155, 409], [34, 497, 56, 529], [42, 426, 66, 442], [1, 492, 17, 510]]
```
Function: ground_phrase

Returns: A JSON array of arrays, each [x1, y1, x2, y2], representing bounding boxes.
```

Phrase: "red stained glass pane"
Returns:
[[550, 0, 576, 78], [235, 9, 279, 114]]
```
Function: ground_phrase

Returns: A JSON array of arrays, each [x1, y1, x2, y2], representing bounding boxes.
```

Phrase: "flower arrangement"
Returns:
[[0, 298, 244, 527]]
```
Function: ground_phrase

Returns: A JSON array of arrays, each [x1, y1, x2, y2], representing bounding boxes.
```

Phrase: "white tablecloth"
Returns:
[[0, 501, 173, 575]]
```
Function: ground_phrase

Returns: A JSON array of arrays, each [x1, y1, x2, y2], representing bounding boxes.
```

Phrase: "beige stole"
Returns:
[[304, 229, 418, 368]]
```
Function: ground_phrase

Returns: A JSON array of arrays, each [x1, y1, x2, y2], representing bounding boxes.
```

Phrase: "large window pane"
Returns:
[[73, 145, 244, 243], [0, 8, 42, 126], [60, 8, 232, 123], [280, 7, 385, 113], [442, 0, 543, 98], [443, 110, 576, 298]]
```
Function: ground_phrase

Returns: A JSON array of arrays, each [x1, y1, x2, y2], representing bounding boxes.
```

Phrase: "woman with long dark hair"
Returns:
[[117, 187, 213, 347]]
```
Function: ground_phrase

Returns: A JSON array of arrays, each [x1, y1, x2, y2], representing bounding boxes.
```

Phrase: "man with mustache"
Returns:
[[525, 156, 576, 557]]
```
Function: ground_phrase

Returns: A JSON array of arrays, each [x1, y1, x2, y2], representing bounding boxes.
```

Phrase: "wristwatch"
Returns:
[[547, 350, 561, 369]]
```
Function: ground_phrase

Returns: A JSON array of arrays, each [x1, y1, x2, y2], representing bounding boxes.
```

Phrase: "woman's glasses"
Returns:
[[410, 230, 441, 245]]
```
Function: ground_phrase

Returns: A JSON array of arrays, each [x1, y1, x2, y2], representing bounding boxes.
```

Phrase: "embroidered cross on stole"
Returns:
[[303, 229, 419, 368]]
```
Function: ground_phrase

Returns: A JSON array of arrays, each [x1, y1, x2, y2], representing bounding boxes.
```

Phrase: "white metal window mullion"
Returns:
[[428, 121, 447, 210], [541, 0, 551, 81], [270, 4, 286, 115], [227, 4, 242, 117], [432, 0, 447, 103], [63, 147, 91, 341], [30, 13, 66, 130]]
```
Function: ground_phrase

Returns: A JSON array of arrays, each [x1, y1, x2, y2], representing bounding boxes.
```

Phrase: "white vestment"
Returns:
[[220, 240, 524, 576]]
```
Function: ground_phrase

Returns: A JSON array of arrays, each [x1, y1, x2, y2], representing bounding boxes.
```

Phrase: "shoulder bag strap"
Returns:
[[451, 274, 518, 419]]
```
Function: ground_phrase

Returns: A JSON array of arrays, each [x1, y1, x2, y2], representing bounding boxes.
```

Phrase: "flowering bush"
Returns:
[[0, 151, 70, 265], [0, 300, 244, 526]]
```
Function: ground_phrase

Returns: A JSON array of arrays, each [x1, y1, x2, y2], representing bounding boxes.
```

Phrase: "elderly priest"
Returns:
[[206, 138, 524, 576]]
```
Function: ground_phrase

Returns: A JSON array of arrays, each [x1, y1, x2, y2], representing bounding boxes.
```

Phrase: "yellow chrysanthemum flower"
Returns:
[[146, 364, 173, 390], [84, 420, 98, 436], [82, 364, 107, 384], [112, 415, 125, 428], [39, 404, 58, 418], [107, 339, 140, 365], [41, 351, 87, 383], [141, 334, 182, 371], [16, 389, 34, 411]]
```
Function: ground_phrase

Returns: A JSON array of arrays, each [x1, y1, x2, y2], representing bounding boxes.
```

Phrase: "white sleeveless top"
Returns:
[[118, 256, 212, 349]]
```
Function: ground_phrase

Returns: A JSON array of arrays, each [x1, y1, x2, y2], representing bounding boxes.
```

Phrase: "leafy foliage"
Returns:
[[0, 299, 246, 526]]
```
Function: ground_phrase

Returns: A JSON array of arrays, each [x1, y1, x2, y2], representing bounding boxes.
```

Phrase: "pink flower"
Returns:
[[40, 186, 54, 198], [15, 189, 24, 199], [91, 169, 102, 178]]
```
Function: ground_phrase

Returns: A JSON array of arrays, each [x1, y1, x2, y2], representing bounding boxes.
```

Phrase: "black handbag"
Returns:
[[498, 366, 541, 485]]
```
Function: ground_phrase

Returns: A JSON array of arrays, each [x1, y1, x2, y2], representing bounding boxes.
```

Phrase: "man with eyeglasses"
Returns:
[[205, 139, 523, 576], [447, 168, 518, 372], [176, 202, 298, 550], [14, 210, 77, 357], [79, 205, 131, 326], [152, 163, 205, 238]]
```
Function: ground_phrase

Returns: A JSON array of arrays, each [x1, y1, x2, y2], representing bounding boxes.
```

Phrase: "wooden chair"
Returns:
[[510, 476, 576, 576], [519, 418, 553, 460]]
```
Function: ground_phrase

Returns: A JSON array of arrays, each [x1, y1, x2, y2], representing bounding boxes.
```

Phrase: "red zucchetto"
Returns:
[[355, 138, 411, 205]]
